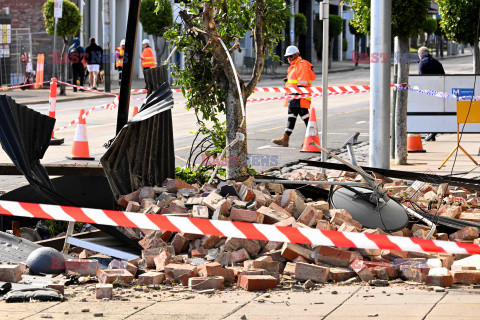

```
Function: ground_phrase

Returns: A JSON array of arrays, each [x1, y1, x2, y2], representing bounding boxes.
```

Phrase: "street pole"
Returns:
[[320, 0, 329, 167], [103, 0, 111, 92], [116, 0, 141, 134], [391, 37, 399, 159], [369, 0, 391, 169], [290, 0, 295, 45], [53, 17, 58, 78]]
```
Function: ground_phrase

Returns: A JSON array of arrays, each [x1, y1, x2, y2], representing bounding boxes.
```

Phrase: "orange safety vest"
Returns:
[[116, 47, 124, 68], [284, 56, 316, 108], [140, 46, 156, 68]]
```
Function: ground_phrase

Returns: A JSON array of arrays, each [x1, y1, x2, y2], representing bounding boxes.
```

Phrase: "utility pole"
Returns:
[[103, 0, 111, 92], [320, 0, 329, 168], [369, 0, 391, 169], [116, 0, 141, 134], [289, 0, 295, 45]]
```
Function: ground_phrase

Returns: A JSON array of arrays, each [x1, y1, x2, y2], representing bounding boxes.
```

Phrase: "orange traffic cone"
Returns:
[[67, 109, 94, 160], [407, 134, 426, 153], [300, 107, 321, 152], [131, 106, 139, 118]]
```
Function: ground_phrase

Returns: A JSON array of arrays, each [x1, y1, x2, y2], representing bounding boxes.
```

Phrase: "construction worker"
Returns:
[[116, 39, 125, 86], [140, 39, 156, 70], [272, 45, 316, 147]]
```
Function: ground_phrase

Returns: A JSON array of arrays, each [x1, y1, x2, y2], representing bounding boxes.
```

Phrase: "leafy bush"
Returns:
[[42, 0, 81, 37], [140, 0, 173, 37], [294, 13, 307, 36]]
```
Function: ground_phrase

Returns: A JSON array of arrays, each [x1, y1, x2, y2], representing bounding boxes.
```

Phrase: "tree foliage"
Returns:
[[42, 0, 81, 37], [314, 15, 344, 59], [423, 17, 437, 35], [349, 0, 429, 40], [294, 13, 307, 36], [437, 0, 480, 45], [163, 0, 289, 177], [329, 14, 343, 38], [140, 0, 174, 37]]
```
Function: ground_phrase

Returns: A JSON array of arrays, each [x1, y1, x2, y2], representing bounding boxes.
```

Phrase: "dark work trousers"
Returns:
[[117, 67, 122, 86], [285, 97, 310, 136], [72, 64, 84, 92]]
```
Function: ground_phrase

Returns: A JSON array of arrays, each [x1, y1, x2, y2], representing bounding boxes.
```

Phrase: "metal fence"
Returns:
[[0, 28, 32, 86]]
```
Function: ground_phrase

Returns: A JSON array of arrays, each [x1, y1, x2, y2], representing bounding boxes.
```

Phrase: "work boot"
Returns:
[[272, 133, 289, 147]]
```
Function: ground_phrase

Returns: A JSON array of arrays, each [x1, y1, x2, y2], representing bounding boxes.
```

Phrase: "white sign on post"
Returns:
[[54, 0, 63, 18]]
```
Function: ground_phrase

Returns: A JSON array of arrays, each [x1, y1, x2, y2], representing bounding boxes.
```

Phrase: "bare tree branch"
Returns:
[[246, 0, 266, 96]]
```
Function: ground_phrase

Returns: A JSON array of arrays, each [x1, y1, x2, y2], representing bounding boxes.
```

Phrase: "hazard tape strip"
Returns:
[[398, 85, 480, 101], [56, 81, 118, 97], [0, 200, 478, 255], [0, 81, 50, 91], [245, 89, 371, 104], [53, 97, 119, 132]]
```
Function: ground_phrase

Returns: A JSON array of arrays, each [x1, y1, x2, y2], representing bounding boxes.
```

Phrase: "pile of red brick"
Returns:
[[2, 173, 480, 298]]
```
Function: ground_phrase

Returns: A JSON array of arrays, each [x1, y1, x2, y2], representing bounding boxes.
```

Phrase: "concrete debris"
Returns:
[[7, 173, 480, 301]]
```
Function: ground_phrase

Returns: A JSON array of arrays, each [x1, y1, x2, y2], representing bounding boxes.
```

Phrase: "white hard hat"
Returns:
[[142, 39, 150, 45], [120, 39, 125, 46], [284, 45, 299, 57]]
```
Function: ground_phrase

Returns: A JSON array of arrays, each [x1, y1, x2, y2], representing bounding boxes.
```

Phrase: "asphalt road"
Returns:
[[0, 55, 475, 192]]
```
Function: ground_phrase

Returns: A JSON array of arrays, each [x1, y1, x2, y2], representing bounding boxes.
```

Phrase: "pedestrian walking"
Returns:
[[418, 46, 445, 141], [115, 39, 125, 86], [272, 45, 316, 147], [140, 39, 156, 71], [68, 37, 85, 92], [85, 37, 103, 90]]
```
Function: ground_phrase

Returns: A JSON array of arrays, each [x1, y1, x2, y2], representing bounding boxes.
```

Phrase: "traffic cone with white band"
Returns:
[[67, 109, 94, 160], [49, 78, 64, 145], [300, 107, 321, 152]]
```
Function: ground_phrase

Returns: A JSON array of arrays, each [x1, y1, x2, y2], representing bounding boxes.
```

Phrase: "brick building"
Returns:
[[1, 1, 79, 84]]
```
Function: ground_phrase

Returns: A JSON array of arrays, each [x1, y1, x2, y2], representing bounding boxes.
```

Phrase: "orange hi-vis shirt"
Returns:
[[116, 47, 124, 68], [284, 56, 316, 108], [140, 47, 156, 68]]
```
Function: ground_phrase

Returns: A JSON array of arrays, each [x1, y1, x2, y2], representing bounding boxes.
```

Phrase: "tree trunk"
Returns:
[[474, 40, 480, 74], [395, 38, 410, 165], [226, 84, 248, 179], [440, 35, 444, 58], [354, 35, 359, 67]]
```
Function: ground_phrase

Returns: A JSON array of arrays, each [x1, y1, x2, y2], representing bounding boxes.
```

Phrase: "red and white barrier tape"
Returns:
[[56, 81, 118, 97], [0, 200, 478, 255], [53, 97, 118, 132], [1, 81, 50, 91], [246, 88, 371, 104]]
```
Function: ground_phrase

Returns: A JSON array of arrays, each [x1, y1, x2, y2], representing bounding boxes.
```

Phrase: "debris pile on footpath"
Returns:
[[2, 168, 480, 302]]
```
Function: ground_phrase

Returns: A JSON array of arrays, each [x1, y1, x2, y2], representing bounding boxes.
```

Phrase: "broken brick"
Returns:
[[192, 205, 210, 219], [97, 269, 134, 284], [297, 205, 322, 227], [96, 284, 113, 299], [314, 246, 354, 267], [281, 243, 312, 262], [166, 179, 194, 193], [138, 272, 166, 285], [449, 227, 479, 241], [230, 208, 264, 223], [425, 274, 453, 287], [65, 259, 98, 276], [238, 275, 277, 291], [188, 276, 225, 290], [294, 262, 329, 283]]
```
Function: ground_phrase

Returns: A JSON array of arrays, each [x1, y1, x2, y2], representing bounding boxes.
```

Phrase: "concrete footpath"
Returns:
[[2, 284, 479, 320]]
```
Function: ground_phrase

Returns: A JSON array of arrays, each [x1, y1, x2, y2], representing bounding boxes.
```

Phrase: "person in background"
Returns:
[[115, 39, 125, 86], [418, 46, 445, 142], [140, 39, 156, 71], [85, 37, 103, 90], [271, 45, 316, 147], [68, 37, 85, 92]]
